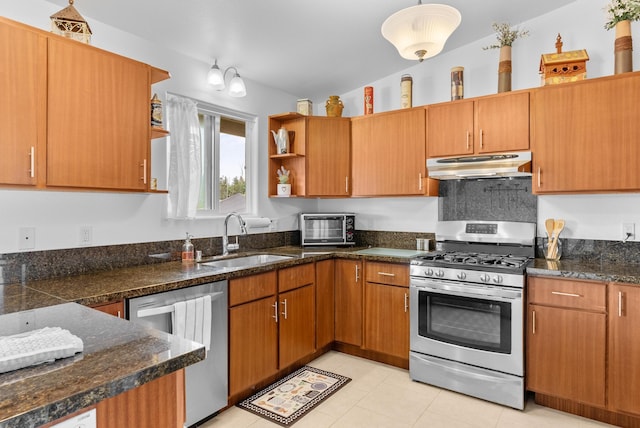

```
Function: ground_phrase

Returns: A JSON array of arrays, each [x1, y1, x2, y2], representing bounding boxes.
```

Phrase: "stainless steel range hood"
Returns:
[[427, 152, 532, 180]]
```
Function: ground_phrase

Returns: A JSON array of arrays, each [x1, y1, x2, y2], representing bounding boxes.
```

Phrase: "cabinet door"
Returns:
[[363, 282, 409, 359], [526, 304, 606, 407], [476, 92, 529, 154], [608, 284, 640, 416], [91, 300, 124, 318], [229, 297, 278, 396], [0, 20, 46, 186], [532, 73, 640, 193], [316, 259, 335, 349], [47, 38, 149, 190], [352, 109, 426, 196], [427, 100, 474, 157], [334, 259, 362, 346], [279, 284, 315, 368], [306, 117, 351, 196]]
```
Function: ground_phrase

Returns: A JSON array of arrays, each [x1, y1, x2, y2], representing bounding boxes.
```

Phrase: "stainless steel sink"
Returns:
[[199, 254, 293, 272]]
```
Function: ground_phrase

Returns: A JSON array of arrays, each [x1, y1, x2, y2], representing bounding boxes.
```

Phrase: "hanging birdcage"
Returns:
[[50, 0, 92, 44]]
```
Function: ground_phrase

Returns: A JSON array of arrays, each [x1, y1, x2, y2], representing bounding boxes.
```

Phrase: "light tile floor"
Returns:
[[202, 351, 616, 428]]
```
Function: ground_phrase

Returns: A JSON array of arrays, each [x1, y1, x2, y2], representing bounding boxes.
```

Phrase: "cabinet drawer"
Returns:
[[528, 276, 606, 312], [278, 263, 315, 293], [365, 261, 409, 287], [229, 271, 277, 307]]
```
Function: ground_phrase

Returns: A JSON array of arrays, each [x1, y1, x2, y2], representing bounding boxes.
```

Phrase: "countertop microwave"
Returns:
[[300, 213, 355, 247]]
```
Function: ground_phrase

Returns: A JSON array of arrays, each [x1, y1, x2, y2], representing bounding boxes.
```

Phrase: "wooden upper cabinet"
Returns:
[[427, 100, 475, 157], [0, 19, 46, 187], [532, 72, 640, 194], [427, 91, 530, 158], [352, 108, 427, 196], [47, 38, 149, 191], [306, 117, 351, 197], [268, 114, 350, 197]]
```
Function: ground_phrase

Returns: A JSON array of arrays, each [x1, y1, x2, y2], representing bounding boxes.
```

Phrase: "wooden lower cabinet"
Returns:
[[363, 261, 410, 360], [229, 264, 316, 399], [315, 259, 335, 349], [363, 281, 409, 359], [608, 283, 640, 417], [334, 259, 363, 346], [527, 276, 607, 407], [90, 300, 124, 318]]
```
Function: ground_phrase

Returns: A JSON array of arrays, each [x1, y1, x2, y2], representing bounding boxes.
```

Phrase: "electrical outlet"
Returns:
[[623, 223, 635, 240], [79, 226, 93, 246], [18, 227, 35, 250]]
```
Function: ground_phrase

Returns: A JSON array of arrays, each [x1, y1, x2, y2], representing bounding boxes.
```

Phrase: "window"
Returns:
[[196, 103, 256, 215]]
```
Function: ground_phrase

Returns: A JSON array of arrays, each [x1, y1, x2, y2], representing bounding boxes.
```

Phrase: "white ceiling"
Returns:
[[47, 0, 576, 99]]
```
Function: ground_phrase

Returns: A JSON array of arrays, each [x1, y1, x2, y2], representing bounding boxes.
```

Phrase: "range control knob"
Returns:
[[480, 273, 491, 283], [492, 275, 504, 284], [435, 270, 445, 278], [425, 268, 434, 276], [456, 272, 466, 280]]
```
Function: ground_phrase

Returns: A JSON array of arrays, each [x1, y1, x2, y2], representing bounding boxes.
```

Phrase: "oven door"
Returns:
[[410, 276, 523, 376]]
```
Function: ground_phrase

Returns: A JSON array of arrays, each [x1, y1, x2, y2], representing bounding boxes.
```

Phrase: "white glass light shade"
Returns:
[[381, 3, 461, 61], [228, 73, 247, 97], [207, 63, 225, 89]]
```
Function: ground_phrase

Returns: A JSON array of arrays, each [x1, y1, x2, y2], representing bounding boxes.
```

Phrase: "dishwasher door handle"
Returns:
[[136, 291, 224, 318]]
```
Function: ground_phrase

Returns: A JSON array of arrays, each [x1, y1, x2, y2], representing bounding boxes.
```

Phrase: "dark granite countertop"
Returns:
[[0, 302, 204, 428], [528, 258, 640, 285]]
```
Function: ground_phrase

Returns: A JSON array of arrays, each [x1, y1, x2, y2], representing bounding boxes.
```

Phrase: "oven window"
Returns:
[[418, 291, 511, 354]]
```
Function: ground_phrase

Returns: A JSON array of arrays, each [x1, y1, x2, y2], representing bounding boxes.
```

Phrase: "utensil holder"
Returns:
[[543, 238, 562, 261]]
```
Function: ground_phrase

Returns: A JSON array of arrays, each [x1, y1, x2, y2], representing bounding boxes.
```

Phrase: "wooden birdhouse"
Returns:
[[539, 34, 589, 85], [50, 0, 92, 44]]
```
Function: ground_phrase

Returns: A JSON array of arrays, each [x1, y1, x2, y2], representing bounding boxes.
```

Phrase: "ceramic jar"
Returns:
[[325, 95, 344, 117]]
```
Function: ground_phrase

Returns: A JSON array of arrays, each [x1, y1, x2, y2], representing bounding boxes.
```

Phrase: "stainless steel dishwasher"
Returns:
[[127, 280, 227, 427]]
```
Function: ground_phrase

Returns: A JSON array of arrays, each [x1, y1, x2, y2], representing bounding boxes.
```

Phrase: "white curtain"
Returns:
[[166, 94, 201, 219]]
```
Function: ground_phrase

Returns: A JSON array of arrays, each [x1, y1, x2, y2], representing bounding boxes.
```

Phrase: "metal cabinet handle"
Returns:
[[551, 291, 581, 297], [418, 173, 423, 191], [355, 264, 360, 283], [345, 176, 349, 193], [29, 146, 35, 178], [281, 299, 288, 320], [479, 129, 484, 149], [117, 310, 121, 318], [537, 167, 541, 188], [272, 301, 278, 323], [618, 291, 624, 317], [532, 310, 536, 335], [141, 159, 148, 184], [377, 272, 396, 277], [466, 130, 470, 150], [404, 293, 408, 313]]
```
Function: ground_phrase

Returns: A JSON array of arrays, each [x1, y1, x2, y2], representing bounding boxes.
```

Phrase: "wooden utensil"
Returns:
[[549, 219, 565, 259], [545, 218, 556, 259]]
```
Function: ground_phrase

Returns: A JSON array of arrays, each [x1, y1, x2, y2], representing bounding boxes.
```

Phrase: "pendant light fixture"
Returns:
[[207, 60, 247, 97], [381, 1, 461, 62]]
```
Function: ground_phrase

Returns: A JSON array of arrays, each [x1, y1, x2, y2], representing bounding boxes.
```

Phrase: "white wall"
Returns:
[[1, 0, 639, 253], [316, 0, 640, 242]]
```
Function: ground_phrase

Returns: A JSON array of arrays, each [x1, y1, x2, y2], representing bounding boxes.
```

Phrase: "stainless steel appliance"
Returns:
[[409, 220, 535, 410], [300, 213, 355, 246], [127, 280, 228, 427], [427, 151, 532, 180]]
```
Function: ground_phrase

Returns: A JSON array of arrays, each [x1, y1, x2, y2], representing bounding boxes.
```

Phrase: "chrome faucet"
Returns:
[[222, 213, 248, 256]]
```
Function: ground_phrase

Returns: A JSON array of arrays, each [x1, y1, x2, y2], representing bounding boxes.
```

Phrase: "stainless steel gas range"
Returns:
[[409, 220, 535, 410]]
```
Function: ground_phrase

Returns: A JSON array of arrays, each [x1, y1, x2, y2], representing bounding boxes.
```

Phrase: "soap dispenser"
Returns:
[[182, 233, 194, 264]]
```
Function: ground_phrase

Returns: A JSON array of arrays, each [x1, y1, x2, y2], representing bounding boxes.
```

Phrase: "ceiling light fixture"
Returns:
[[207, 60, 247, 97], [381, 1, 461, 62]]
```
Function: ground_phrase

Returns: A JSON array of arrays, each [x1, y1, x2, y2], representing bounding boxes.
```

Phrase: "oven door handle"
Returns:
[[410, 279, 521, 301]]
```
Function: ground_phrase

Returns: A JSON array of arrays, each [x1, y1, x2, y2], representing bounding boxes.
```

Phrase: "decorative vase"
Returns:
[[614, 20, 633, 74], [498, 46, 512, 93], [277, 183, 291, 196], [325, 95, 344, 117]]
